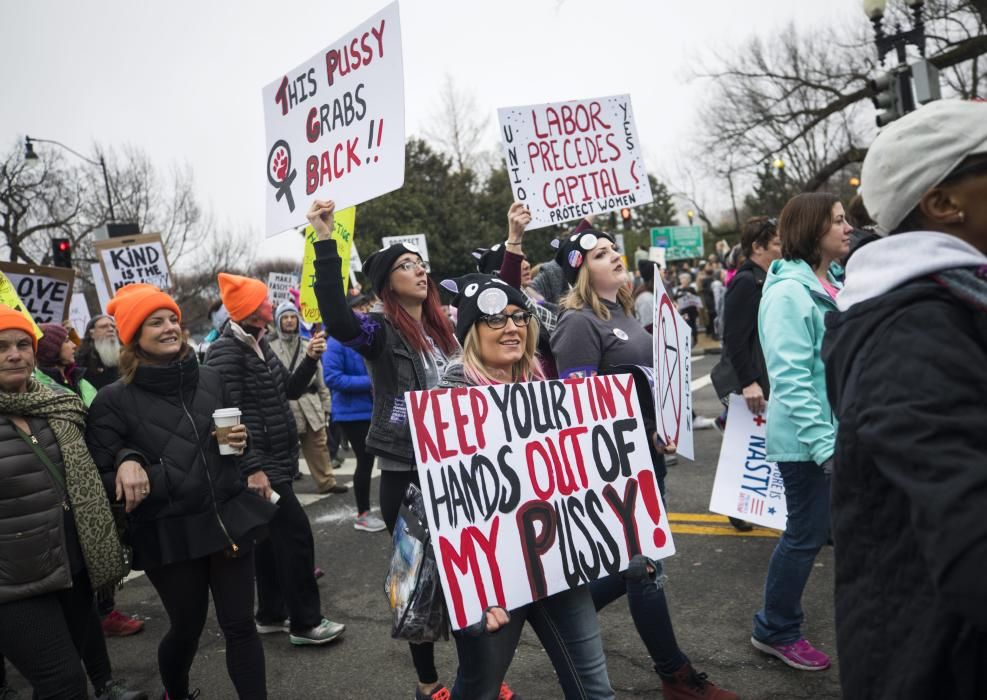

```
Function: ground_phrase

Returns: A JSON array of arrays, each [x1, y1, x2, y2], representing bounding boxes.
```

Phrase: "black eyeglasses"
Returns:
[[480, 311, 532, 329], [391, 260, 429, 274]]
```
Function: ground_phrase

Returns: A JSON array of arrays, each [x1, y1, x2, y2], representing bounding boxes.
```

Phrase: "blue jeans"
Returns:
[[451, 585, 613, 700], [753, 460, 831, 645]]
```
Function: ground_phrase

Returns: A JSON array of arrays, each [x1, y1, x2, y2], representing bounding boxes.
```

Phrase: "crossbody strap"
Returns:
[[15, 425, 68, 499]]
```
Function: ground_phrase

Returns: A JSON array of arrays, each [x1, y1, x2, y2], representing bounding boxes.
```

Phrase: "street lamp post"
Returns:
[[863, 0, 926, 66], [24, 136, 116, 222]]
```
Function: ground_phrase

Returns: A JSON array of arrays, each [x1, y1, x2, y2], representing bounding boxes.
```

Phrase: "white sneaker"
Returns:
[[354, 512, 387, 533], [693, 416, 716, 430], [256, 618, 289, 634], [289, 617, 345, 646]]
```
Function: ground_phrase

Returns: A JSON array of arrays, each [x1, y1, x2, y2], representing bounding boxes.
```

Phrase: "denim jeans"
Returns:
[[753, 460, 831, 645], [451, 585, 613, 700], [589, 475, 688, 677]]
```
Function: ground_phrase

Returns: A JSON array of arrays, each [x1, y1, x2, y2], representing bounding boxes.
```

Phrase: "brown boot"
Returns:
[[659, 663, 739, 700]]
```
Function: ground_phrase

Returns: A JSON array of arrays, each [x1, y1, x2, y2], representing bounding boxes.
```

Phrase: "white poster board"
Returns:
[[0, 262, 74, 323], [381, 234, 429, 263], [648, 246, 667, 270], [267, 272, 299, 307], [653, 275, 694, 460], [498, 94, 653, 229], [91, 263, 112, 314], [68, 294, 92, 337], [709, 394, 787, 530], [262, 2, 405, 236], [95, 234, 172, 293], [407, 375, 675, 631], [350, 241, 363, 273]]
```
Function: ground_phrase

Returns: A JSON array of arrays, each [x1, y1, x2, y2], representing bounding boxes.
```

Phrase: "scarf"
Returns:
[[0, 379, 127, 592], [933, 265, 987, 313]]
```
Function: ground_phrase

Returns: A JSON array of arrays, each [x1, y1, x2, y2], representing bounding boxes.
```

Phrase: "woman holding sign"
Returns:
[[437, 271, 615, 700], [86, 284, 276, 700], [308, 201, 465, 700], [550, 229, 738, 700]]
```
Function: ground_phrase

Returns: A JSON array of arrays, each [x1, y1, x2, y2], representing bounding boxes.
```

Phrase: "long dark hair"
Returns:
[[379, 280, 458, 356]]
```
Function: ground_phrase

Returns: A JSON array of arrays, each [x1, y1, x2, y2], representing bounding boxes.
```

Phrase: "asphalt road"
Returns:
[[8, 354, 843, 699]]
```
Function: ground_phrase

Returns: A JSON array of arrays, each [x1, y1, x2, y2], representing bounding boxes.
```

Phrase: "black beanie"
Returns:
[[552, 225, 616, 286], [472, 243, 506, 275], [362, 242, 424, 295], [439, 273, 531, 344]]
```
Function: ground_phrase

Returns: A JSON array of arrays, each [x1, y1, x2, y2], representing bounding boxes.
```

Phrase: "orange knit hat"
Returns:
[[0, 304, 38, 350], [218, 273, 269, 322], [106, 283, 182, 345]]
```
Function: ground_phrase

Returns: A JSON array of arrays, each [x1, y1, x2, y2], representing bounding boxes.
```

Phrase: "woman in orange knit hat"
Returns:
[[87, 285, 276, 700], [0, 304, 132, 699]]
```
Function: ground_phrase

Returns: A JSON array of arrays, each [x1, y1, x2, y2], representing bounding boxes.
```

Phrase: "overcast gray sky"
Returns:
[[1, 0, 866, 262]]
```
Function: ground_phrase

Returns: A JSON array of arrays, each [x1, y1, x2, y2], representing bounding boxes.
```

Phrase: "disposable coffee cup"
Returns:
[[213, 408, 242, 456]]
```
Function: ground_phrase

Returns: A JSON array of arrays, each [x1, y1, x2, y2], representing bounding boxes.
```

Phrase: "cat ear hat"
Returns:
[[552, 221, 616, 286], [439, 273, 530, 344]]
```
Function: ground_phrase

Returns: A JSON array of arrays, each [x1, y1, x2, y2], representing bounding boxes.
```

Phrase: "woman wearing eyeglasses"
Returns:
[[307, 201, 469, 700], [437, 272, 613, 700], [550, 228, 738, 700]]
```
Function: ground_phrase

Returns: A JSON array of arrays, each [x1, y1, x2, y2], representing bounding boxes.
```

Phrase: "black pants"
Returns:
[[339, 420, 374, 514], [254, 483, 322, 632], [380, 469, 438, 686], [145, 550, 265, 700], [0, 569, 93, 699]]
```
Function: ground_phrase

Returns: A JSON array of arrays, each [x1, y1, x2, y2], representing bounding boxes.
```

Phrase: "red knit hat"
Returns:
[[107, 284, 182, 345], [218, 273, 269, 322], [0, 304, 38, 350], [37, 323, 70, 367]]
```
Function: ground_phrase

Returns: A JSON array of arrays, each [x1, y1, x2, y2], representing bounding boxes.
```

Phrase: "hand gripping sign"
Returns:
[[262, 2, 405, 237], [407, 374, 675, 631]]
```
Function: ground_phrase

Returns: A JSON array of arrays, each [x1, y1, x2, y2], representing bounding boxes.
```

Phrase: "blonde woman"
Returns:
[[437, 273, 613, 700], [550, 228, 737, 700]]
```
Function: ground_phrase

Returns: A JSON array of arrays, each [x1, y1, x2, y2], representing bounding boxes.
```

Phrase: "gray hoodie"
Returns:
[[838, 231, 987, 311]]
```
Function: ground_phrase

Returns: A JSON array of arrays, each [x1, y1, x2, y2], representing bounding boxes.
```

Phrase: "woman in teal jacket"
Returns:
[[750, 193, 851, 672]]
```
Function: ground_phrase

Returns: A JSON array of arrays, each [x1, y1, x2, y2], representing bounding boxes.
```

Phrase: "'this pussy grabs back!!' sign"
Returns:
[[262, 3, 405, 236], [407, 375, 675, 630]]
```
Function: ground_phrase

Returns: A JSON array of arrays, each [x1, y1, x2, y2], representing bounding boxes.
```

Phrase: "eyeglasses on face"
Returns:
[[391, 259, 430, 274], [480, 310, 532, 330]]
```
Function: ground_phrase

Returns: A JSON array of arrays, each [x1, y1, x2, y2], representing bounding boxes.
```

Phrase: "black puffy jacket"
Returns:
[[204, 325, 317, 483], [86, 352, 275, 570], [823, 279, 987, 699]]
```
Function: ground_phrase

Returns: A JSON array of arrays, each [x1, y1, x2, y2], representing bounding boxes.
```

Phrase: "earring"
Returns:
[[958, 211, 966, 223]]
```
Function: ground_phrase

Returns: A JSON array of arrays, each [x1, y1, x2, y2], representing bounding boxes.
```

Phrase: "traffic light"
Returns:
[[620, 208, 632, 230], [52, 238, 72, 268], [870, 71, 903, 127]]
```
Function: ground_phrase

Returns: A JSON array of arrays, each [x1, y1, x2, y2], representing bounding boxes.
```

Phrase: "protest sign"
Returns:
[[648, 246, 667, 270], [94, 234, 172, 294], [0, 262, 74, 324], [262, 2, 404, 237], [350, 241, 363, 273], [267, 272, 299, 307], [299, 207, 356, 323], [653, 276, 694, 460], [709, 394, 786, 530], [68, 293, 92, 337], [407, 374, 675, 631], [381, 233, 428, 263], [0, 272, 42, 340], [91, 263, 112, 313], [498, 94, 653, 229]]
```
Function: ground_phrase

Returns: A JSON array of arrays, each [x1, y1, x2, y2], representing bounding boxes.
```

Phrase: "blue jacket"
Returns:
[[323, 337, 373, 422], [758, 258, 840, 465]]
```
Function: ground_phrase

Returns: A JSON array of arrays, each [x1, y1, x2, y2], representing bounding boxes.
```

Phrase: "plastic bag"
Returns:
[[383, 483, 449, 642]]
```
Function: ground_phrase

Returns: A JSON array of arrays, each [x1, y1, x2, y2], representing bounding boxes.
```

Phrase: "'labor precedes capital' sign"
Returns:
[[498, 94, 654, 229], [261, 2, 405, 237]]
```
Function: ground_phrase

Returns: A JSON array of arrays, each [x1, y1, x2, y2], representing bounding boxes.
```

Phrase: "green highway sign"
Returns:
[[650, 226, 705, 261]]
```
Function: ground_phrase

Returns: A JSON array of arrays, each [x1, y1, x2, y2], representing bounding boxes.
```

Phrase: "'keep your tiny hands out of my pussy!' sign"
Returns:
[[407, 374, 675, 631]]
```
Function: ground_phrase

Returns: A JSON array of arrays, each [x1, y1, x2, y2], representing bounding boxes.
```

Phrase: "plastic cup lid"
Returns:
[[212, 408, 241, 418]]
